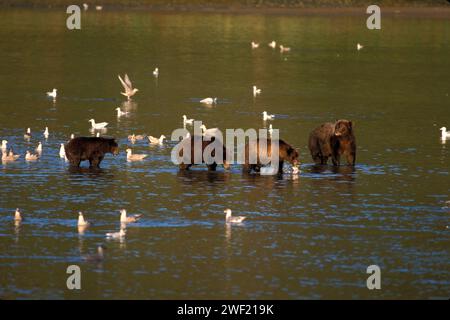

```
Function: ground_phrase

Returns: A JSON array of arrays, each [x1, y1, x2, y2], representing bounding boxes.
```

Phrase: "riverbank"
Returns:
[[1, 2, 450, 18], [1, 0, 449, 10]]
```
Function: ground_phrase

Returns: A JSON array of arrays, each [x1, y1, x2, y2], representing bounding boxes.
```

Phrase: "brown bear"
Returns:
[[65, 137, 119, 168], [177, 136, 230, 171], [308, 120, 356, 166], [242, 138, 300, 174]]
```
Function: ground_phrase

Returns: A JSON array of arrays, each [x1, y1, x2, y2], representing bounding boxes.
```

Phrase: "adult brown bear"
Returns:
[[65, 137, 119, 168], [177, 136, 230, 171], [308, 120, 356, 166], [242, 138, 299, 174]]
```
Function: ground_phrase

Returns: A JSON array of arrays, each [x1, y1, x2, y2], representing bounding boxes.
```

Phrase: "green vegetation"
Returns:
[[1, 0, 449, 9]]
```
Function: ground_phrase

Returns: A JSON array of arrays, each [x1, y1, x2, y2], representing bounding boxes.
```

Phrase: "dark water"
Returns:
[[0, 9, 449, 299]]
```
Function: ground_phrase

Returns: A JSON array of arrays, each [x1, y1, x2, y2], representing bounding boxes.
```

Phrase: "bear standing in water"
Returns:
[[308, 120, 356, 166], [177, 136, 230, 171], [65, 137, 119, 168], [242, 138, 300, 174]]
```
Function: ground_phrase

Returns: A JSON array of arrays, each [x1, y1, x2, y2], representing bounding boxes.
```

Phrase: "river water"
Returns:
[[0, 8, 448, 299]]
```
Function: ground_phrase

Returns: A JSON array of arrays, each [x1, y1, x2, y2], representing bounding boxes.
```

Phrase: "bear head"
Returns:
[[334, 120, 353, 137]]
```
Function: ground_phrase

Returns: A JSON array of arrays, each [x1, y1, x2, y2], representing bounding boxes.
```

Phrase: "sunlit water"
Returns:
[[0, 9, 449, 299]]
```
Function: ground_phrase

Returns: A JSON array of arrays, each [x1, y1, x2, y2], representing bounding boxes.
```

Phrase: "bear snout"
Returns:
[[111, 147, 119, 155]]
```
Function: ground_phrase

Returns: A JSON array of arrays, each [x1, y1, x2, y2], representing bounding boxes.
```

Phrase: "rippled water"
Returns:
[[0, 9, 449, 299]]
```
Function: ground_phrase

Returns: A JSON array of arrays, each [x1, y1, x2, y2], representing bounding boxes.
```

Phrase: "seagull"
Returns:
[[25, 151, 39, 161], [262, 111, 274, 121], [95, 5, 103, 11], [77, 211, 90, 227], [200, 97, 217, 105], [126, 148, 147, 161], [253, 86, 261, 96], [83, 3, 88, 10], [2, 150, 20, 161], [148, 135, 166, 145], [268, 40, 276, 49], [1, 140, 7, 152], [440, 127, 450, 140], [82, 246, 106, 263], [70, 134, 75, 140], [43, 127, 49, 139], [200, 125, 220, 139], [224, 208, 246, 224], [357, 43, 364, 51], [153, 67, 159, 77], [115, 107, 129, 117], [106, 228, 126, 239], [120, 209, 142, 224], [279, 45, 291, 53], [46, 88, 57, 99], [59, 144, 66, 158], [183, 115, 194, 125], [251, 41, 259, 49], [24, 128, 32, 139], [36, 142, 42, 153], [14, 208, 23, 222], [95, 132, 100, 137], [89, 119, 108, 130], [118, 74, 139, 100]]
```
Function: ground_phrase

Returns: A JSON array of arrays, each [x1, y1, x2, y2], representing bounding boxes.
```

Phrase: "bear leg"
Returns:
[[331, 154, 340, 166]]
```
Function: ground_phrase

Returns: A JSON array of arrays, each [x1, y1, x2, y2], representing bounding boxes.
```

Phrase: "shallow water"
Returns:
[[0, 9, 449, 299]]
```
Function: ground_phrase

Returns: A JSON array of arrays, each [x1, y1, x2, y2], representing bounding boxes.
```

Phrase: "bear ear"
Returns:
[[287, 147, 294, 156]]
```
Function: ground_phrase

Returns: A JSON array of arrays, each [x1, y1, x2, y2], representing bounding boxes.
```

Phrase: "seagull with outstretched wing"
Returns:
[[118, 74, 139, 100]]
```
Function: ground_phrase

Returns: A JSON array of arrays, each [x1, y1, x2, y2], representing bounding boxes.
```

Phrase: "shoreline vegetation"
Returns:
[[1, 1, 450, 13]]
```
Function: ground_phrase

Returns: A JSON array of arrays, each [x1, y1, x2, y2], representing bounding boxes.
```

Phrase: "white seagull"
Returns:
[[115, 107, 129, 117], [148, 135, 166, 145], [251, 41, 259, 49], [224, 208, 246, 224], [120, 209, 142, 223], [14, 208, 23, 222], [200, 97, 217, 105], [153, 68, 159, 77], [253, 86, 261, 96], [25, 151, 39, 161], [77, 212, 90, 227], [46, 88, 57, 99], [268, 40, 276, 49], [118, 74, 139, 100], [59, 144, 66, 158], [440, 127, 450, 140], [262, 111, 274, 121], [24, 128, 31, 139], [126, 148, 147, 162], [183, 115, 194, 125], [200, 125, 220, 139], [43, 127, 49, 139], [36, 142, 42, 153], [106, 228, 126, 239], [89, 119, 108, 130], [279, 45, 291, 53], [83, 3, 88, 10], [357, 43, 364, 51], [1, 140, 7, 152]]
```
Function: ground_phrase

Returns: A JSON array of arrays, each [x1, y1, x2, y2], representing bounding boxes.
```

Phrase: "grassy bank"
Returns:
[[1, 0, 449, 9]]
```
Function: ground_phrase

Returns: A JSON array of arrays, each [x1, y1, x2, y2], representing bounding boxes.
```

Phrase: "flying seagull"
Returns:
[[118, 74, 139, 100]]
